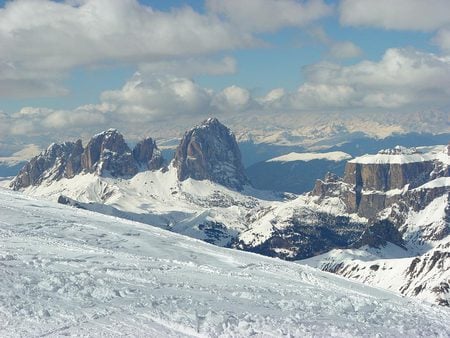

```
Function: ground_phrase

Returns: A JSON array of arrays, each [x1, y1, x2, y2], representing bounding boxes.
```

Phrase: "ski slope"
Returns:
[[0, 188, 449, 337]]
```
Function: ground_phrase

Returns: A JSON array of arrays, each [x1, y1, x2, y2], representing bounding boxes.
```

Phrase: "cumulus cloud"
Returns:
[[0, 0, 255, 98], [2, 49, 450, 152], [339, 0, 450, 31], [100, 74, 213, 122], [289, 48, 450, 110], [206, 0, 333, 33]]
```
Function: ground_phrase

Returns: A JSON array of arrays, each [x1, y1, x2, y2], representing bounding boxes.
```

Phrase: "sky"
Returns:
[[0, 0, 450, 156]]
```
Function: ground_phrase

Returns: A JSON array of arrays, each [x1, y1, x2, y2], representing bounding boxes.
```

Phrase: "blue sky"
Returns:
[[0, 0, 449, 153]]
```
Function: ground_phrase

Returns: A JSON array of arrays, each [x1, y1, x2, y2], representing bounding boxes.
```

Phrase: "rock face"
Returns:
[[312, 145, 449, 219], [81, 129, 138, 177], [10, 141, 84, 190], [132, 137, 164, 170], [10, 129, 164, 190], [174, 118, 249, 190]]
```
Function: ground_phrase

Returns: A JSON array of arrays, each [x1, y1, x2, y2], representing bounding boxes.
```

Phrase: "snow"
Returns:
[[267, 151, 351, 163], [1, 188, 449, 337], [350, 145, 448, 164], [415, 177, 450, 190], [303, 194, 450, 306]]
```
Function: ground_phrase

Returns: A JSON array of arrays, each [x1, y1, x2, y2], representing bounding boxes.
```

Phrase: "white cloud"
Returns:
[[339, 0, 450, 31], [289, 48, 450, 110], [206, 0, 332, 33], [2, 49, 450, 150], [0, 0, 255, 98], [434, 29, 450, 52], [100, 74, 213, 122], [212, 85, 257, 112]]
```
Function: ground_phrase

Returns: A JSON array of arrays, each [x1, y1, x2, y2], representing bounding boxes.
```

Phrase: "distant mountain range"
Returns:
[[6, 118, 450, 306]]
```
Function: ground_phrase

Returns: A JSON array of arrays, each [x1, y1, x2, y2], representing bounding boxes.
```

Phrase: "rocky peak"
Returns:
[[11, 129, 164, 190], [81, 129, 138, 177], [132, 137, 164, 170], [10, 140, 83, 190], [174, 118, 249, 190]]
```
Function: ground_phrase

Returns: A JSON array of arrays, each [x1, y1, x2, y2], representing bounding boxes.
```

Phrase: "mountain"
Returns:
[[1, 188, 449, 336], [10, 129, 164, 190], [246, 151, 351, 193], [174, 118, 249, 191], [301, 145, 450, 306], [7, 120, 450, 306]]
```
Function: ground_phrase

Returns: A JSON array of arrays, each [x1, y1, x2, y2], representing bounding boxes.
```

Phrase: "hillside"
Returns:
[[1, 188, 449, 336]]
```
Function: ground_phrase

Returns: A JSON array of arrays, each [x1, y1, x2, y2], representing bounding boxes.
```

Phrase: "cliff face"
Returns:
[[81, 129, 138, 177], [174, 118, 249, 191], [312, 145, 449, 219], [132, 137, 163, 171], [343, 161, 435, 191], [10, 130, 164, 190], [10, 141, 83, 190]]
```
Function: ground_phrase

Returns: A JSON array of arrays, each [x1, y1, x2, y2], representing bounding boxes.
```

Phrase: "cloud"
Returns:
[[206, 0, 333, 33], [0, 0, 256, 98], [100, 74, 213, 122], [339, 0, 450, 31], [288, 48, 450, 110], [434, 29, 450, 52], [309, 27, 362, 59], [2, 48, 450, 151]]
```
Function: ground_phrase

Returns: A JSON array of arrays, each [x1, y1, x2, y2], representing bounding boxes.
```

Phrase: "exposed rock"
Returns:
[[174, 118, 249, 190], [81, 129, 138, 177], [312, 145, 449, 219], [352, 219, 405, 249], [10, 129, 166, 189], [344, 161, 435, 191], [132, 137, 164, 170], [10, 141, 83, 190], [65, 139, 84, 178]]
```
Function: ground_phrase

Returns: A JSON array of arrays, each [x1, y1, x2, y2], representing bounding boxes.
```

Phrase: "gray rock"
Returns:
[[10, 141, 83, 190], [174, 118, 249, 190], [81, 129, 138, 177], [132, 137, 164, 170]]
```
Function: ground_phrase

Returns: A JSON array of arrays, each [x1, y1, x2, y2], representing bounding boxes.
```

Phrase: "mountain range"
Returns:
[[7, 118, 450, 307]]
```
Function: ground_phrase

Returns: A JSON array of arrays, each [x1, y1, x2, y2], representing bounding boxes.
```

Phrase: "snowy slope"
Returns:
[[20, 165, 282, 247], [303, 193, 450, 306], [1, 188, 450, 337]]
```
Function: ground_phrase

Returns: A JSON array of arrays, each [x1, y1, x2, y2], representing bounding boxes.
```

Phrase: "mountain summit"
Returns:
[[10, 129, 164, 190], [174, 118, 249, 190]]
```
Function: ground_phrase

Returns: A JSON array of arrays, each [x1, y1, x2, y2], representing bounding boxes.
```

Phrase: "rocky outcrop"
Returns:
[[132, 137, 163, 170], [10, 141, 83, 190], [11, 129, 164, 190], [65, 140, 84, 178], [352, 219, 405, 249], [312, 145, 449, 219], [174, 118, 249, 190], [343, 161, 435, 191], [81, 129, 138, 177]]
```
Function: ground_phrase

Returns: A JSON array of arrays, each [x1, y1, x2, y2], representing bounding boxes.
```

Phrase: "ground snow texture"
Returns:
[[1, 188, 449, 337]]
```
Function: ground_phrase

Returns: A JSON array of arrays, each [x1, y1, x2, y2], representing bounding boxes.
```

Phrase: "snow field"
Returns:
[[1, 188, 449, 337]]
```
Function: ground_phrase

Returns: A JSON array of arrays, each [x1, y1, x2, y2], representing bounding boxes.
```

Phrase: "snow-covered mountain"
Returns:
[[7, 119, 450, 306], [1, 188, 449, 336]]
